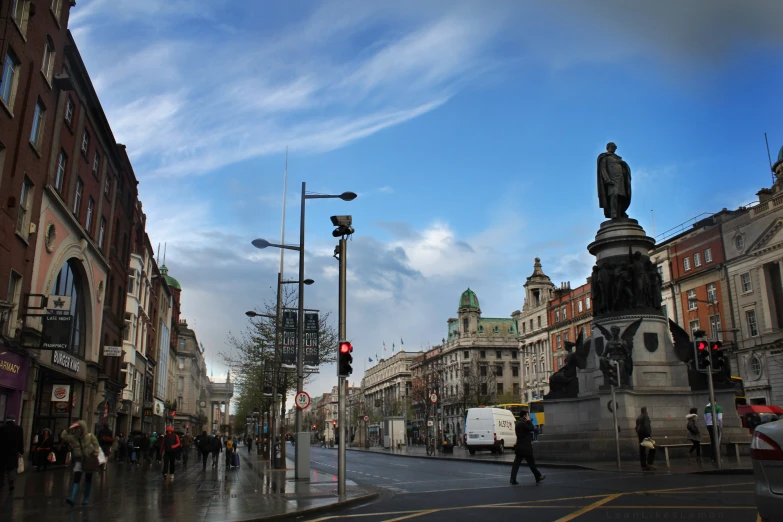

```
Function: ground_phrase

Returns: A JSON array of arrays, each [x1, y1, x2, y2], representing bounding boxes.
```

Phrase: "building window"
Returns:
[[741, 273, 752, 293], [694, 252, 701, 267], [562, 306, 567, 320], [6, 271, 23, 338], [746, 309, 759, 337], [661, 304, 668, 319], [709, 314, 723, 342], [706, 282, 717, 304], [530, 319, 534, 330], [577, 300, 583, 313], [179, 338, 185, 350], [735, 235, 744, 251], [85, 197, 94, 233], [751, 356, 762, 378], [497, 383, 503, 395], [98, 217, 106, 247], [81, 130, 90, 155], [522, 322, 526, 333], [555, 310, 560, 322], [493, 325, 499, 333], [513, 383, 519, 395], [496, 350, 502, 359], [511, 351, 517, 360], [480, 365, 487, 377], [177, 397, 183, 412], [495, 365, 503, 377], [64, 96, 74, 125], [689, 320, 700, 336], [51, 259, 86, 357], [55, 150, 67, 191], [178, 357, 185, 369], [478, 325, 484, 333], [463, 318, 469, 333], [684, 257, 691, 271], [463, 350, 469, 359], [51, 0, 63, 20], [92, 152, 100, 179], [29, 100, 46, 149], [104, 176, 111, 197], [15, 175, 33, 237], [134, 371, 143, 403], [512, 366, 519, 377], [556, 335, 561, 349], [12, 1, 30, 36], [73, 178, 83, 215], [124, 313, 132, 341], [177, 376, 184, 392], [2, 49, 22, 111], [704, 248, 712, 263], [41, 36, 55, 82], [127, 270, 136, 297], [537, 316, 541, 327], [687, 289, 697, 310], [480, 350, 486, 359]]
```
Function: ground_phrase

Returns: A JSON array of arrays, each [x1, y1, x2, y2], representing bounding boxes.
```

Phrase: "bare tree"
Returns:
[[461, 356, 497, 408]]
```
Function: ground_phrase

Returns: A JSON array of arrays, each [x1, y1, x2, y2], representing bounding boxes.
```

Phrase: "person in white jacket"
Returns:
[[703, 402, 723, 462]]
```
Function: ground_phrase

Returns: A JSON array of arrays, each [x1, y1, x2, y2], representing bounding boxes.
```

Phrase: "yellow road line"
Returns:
[[638, 481, 755, 495], [381, 510, 438, 522], [602, 505, 757, 509], [554, 494, 622, 522]]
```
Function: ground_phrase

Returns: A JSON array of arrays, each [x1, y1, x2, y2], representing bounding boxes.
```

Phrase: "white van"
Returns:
[[464, 407, 517, 455]]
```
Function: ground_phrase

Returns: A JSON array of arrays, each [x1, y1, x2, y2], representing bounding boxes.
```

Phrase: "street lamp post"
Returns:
[[252, 184, 355, 479]]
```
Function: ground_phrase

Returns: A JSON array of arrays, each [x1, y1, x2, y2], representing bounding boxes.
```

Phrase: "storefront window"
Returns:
[[51, 259, 86, 358], [34, 370, 84, 458]]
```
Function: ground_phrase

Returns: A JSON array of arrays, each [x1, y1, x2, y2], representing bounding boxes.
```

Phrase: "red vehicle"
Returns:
[[737, 404, 783, 433]]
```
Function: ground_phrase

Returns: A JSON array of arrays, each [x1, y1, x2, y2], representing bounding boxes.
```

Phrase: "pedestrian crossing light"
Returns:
[[338, 340, 353, 377]]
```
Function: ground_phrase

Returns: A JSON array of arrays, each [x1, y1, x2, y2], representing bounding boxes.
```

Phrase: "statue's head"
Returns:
[[606, 142, 617, 153], [610, 326, 621, 337]]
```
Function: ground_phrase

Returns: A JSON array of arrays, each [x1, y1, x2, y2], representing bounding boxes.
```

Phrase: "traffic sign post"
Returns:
[[430, 393, 438, 404], [295, 391, 311, 410]]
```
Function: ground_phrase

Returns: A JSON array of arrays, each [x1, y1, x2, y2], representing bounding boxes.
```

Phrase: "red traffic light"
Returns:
[[312, 424, 317, 429], [332, 421, 337, 427], [339, 341, 352, 354], [697, 341, 708, 351], [711, 341, 722, 351]]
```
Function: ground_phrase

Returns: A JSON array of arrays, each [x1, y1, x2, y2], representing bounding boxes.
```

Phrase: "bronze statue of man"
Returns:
[[597, 142, 632, 219]]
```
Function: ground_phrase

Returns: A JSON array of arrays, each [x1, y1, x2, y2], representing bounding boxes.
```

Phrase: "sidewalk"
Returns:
[[0, 447, 377, 522], [331, 444, 753, 474]]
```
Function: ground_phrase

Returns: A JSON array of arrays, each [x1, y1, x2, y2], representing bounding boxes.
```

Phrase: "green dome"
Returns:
[[160, 265, 181, 290], [459, 288, 480, 311]]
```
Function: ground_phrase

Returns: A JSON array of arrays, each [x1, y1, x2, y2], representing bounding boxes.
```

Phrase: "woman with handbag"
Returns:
[[36, 429, 54, 472], [60, 420, 101, 506]]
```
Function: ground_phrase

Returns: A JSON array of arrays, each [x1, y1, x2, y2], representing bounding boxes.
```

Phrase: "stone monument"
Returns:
[[535, 143, 746, 463]]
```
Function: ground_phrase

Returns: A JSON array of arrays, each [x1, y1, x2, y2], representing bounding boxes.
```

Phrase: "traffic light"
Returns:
[[312, 424, 317, 430], [338, 340, 353, 377], [607, 362, 619, 387], [693, 329, 710, 371], [332, 421, 337, 428]]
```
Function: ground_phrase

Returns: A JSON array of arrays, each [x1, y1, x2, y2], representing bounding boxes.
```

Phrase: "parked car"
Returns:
[[751, 418, 783, 522], [739, 405, 783, 434], [464, 407, 517, 455]]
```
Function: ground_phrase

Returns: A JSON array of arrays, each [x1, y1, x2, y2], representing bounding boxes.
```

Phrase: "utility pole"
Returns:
[[295, 182, 306, 477], [337, 236, 348, 495], [611, 359, 621, 470], [706, 347, 721, 469]]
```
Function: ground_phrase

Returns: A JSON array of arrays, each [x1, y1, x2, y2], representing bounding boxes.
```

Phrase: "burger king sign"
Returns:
[[51, 385, 71, 402]]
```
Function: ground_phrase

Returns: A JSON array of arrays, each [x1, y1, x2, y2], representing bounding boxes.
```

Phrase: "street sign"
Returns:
[[103, 346, 122, 357], [429, 392, 438, 404], [363, 415, 369, 422], [295, 391, 311, 410]]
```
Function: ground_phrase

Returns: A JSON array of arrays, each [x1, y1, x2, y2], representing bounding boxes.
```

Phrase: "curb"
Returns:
[[244, 491, 380, 522], [321, 446, 592, 471], [316, 447, 754, 475]]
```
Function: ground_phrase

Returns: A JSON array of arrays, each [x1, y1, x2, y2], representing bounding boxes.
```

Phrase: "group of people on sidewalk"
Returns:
[[635, 402, 724, 471]]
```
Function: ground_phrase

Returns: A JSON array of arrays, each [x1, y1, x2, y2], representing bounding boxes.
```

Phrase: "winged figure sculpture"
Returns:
[[546, 328, 590, 398], [594, 318, 643, 386], [668, 319, 694, 364]]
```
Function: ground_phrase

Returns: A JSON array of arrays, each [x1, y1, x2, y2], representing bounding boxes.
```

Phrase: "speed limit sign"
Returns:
[[295, 391, 311, 410], [430, 392, 438, 404]]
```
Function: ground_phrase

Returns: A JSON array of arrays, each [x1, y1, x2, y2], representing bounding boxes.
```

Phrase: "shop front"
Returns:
[[0, 348, 31, 421], [32, 349, 87, 461]]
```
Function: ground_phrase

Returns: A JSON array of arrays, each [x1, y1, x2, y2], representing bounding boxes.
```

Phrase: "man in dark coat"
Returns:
[[0, 416, 24, 491], [510, 411, 545, 485], [195, 431, 210, 470], [635, 406, 656, 470]]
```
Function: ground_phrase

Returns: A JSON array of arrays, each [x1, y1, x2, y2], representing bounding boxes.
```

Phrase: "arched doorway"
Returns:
[[50, 258, 86, 357]]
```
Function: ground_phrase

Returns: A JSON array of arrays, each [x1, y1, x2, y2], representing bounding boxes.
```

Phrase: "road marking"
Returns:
[[601, 506, 757, 509], [554, 493, 621, 522], [382, 510, 438, 521]]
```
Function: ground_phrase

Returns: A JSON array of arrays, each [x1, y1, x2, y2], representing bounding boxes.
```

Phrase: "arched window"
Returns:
[[51, 258, 86, 357]]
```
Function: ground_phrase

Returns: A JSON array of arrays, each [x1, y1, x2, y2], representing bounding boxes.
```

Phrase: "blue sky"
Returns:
[[68, 0, 783, 398]]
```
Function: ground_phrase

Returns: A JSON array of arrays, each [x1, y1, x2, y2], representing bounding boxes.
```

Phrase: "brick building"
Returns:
[[547, 280, 592, 374]]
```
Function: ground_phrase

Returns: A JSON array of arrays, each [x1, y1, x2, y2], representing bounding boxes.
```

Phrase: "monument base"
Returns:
[[535, 389, 748, 463]]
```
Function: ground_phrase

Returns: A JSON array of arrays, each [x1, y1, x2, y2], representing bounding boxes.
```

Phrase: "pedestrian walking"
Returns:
[[686, 408, 702, 465], [35, 428, 54, 471], [181, 432, 192, 466], [60, 420, 101, 506], [510, 411, 545, 485], [225, 436, 234, 469], [0, 416, 24, 491], [98, 423, 114, 468], [704, 402, 723, 462], [196, 431, 210, 470], [635, 406, 656, 470], [160, 426, 182, 480], [247, 436, 252, 453]]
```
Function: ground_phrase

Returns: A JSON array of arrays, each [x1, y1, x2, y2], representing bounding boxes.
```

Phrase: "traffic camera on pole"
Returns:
[[693, 329, 710, 371], [331, 215, 354, 237], [338, 340, 353, 377]]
